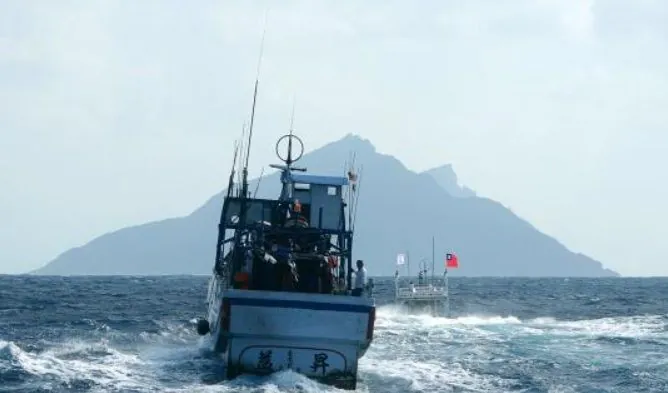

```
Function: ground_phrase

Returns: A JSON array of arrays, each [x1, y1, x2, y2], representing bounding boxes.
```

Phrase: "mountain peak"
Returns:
[[31, 134, 617, 277], [422, 164, 476, 198], [328, 133, 376, 154]]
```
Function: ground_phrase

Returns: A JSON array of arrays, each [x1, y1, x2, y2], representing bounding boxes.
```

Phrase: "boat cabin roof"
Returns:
[[291, 173, 348, 187]]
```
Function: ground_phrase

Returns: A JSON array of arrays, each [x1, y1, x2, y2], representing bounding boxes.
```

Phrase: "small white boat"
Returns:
[[393, 238, 456, 317]]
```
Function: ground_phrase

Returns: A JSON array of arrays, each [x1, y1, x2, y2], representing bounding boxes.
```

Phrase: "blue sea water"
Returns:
[[1, 276, 667, 392]]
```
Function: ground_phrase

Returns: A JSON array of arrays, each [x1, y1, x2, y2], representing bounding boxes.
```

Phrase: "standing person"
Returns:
[[352, 260, 367, 296]]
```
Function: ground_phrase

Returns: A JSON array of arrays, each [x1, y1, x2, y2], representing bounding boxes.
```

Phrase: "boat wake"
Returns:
[[2, 305, 667, 392]]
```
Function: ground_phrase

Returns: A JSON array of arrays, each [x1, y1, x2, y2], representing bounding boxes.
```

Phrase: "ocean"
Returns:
[[1, 276, 666, 392]]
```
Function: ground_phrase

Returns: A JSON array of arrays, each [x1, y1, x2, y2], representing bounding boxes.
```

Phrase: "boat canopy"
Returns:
[[290, 173, 349, 187]]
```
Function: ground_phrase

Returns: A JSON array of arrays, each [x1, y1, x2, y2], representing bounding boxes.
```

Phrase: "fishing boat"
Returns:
[[194, 72, 374, 389], [393, 237, 458, 317]]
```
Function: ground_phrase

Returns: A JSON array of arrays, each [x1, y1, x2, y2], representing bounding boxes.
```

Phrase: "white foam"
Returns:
[[360, 356, 512, 392], [4, 310, 666, 393], [1, 339, 151, 390]]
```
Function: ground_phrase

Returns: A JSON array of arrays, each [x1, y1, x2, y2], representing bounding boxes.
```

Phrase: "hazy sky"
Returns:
[[1, 0, 666, 275]]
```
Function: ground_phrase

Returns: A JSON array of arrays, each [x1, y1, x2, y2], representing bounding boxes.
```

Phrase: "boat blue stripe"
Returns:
[[229, 297, 373, 313]]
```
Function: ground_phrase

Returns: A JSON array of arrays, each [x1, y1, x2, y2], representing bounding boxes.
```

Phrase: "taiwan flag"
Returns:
[[445, 253, 459, 268]]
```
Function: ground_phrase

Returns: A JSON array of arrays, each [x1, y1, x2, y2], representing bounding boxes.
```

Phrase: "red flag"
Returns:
[[445, 253, 459, 268]]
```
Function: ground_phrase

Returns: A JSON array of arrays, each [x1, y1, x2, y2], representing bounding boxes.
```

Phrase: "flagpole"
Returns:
[[431, 236, 435, 281], [406, 250, 410, 277], [444, 249, 450, 318]]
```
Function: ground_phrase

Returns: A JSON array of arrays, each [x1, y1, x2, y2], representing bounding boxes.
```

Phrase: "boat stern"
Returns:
[[218, 290, 375, 389]]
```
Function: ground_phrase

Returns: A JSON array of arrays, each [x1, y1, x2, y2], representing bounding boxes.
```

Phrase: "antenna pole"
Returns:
[[289, 96, 296, 132], [432, 236, 435, 281], [253, 167, 264, 198], [407, 250, 410, 277], [287, 95, 296, 166], [242, 12, 268, 197], [237, 123, 247, 195]]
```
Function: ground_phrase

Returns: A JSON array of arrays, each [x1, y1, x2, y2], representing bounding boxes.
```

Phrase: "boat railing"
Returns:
[[395, 284, 447, 300]]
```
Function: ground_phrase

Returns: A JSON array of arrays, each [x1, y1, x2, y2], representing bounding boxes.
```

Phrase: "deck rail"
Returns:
[[395, 285, 447, 300]]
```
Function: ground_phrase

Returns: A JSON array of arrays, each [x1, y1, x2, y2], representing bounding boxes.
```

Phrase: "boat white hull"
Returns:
[[205, 277, 375, 389]]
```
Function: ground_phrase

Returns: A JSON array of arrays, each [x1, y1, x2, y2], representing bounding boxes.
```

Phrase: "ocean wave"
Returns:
[[3, 276, 668, 392]]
